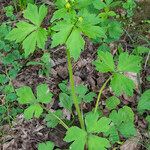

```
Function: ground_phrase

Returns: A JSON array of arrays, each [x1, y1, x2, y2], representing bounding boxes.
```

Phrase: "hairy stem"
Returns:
[[66, 49, 85, 130], [94, 76, 112, 113]]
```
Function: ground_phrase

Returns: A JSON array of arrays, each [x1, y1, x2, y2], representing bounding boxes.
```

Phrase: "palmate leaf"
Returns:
[[51, 8, 104, 61], [64, 112, 111, 150], [51, 22, 85, 61], [16, 84, 53, 120], [6, 4, 48, 58], [110, 73, 135, 96], [109, 106, 136, 138], [94, 51, 141, 96]]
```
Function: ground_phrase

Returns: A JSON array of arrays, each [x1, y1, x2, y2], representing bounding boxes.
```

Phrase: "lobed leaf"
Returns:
[[24, 104, 43, 120], [16, 86, 35, 104], [106, 96, 120, 110], [117, 52, 141, 73], [93, 51, 115, 73], [36, 84, 53, 104], [110, 73, 135, 96], [85, 112, 111, 133]]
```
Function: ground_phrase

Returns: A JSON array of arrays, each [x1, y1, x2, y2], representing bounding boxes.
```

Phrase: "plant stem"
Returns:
[[66, 49, 85, 130], [94, 76, 112, 113], [41, 104, 69, 130]]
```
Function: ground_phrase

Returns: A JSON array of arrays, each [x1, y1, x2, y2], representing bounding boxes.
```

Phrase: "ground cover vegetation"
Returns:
[[0, 0, 150, 149]]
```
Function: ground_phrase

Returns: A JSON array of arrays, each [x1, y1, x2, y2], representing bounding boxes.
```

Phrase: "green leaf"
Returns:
[[51, 8, 67, 22], [38, 141, 54, 150], [66, 28, 85, 61], [93, 0, 106, 10], [6, 4, 48, 57], [51, 22, 73, 48], [36, 28, 47, 49], [64, 126, 87, 150], [135, 46, 150, 54], [137, 89, 150, 113], [24, 104, 43, 120], [82, 25, 106, 39], [36, 84, 53, 104], [45, 110, 62, 128], [109, 106, 136, 138], [108, 21, 123, 40], [22, 31, 37, 57], [105, 125, 119, 144], [24, 4, 47, 26], [110, 73, 135, 96], [6, 21, 36, 43], [76, 84, 88, 96], [59, 93, 73, 111], [75, 85, 96, 103], [117, 52, 141, 73], [106, 96, 120, 110], [84, 92, 96, 103], [93, 51, 115, 73], [119, 122, 136, 138], [88, 135, 111, 150], [16, 86, 35, 104], [0, 74, 8, 84], [85, 112, 111, 133]]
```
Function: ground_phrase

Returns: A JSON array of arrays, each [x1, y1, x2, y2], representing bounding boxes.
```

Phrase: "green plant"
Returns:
[[16, 84, 53, 119], [12, 0, 34, 10], [0, 23, 23, 125], [93, 51, 141, 98], [137, 89, 150, 113], [5, 1, 149, 150], [4, 5, 16, 20], [123, 0, 136, 17], [6, 4, 48, 58], [26, 52, 51, 77], [38, 141, 55, 150], [59, 81, 96, 111]]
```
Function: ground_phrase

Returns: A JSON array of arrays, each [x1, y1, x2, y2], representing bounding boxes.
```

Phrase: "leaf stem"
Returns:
[[41, 104, 69, 130], [94, 75, 112, 113], [66, 49, 85, 130]]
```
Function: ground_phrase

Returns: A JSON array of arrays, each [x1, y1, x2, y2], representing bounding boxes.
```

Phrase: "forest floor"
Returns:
[[0, 0, 150, 150]]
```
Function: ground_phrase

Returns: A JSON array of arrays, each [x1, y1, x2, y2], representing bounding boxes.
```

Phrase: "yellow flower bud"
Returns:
[[78, 17, 83, 22], [65, 2, 71, 9]]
